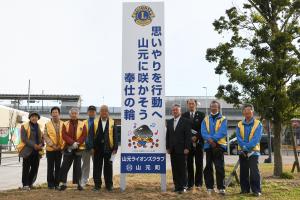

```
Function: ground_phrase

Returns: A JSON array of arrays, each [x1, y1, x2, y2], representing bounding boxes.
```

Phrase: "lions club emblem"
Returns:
[[132, 5, 155, 26]]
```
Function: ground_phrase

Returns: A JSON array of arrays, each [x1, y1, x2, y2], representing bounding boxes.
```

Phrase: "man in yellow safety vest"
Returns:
[[201, 100, 227, 195], [236, 104, 262, 197], [93, 105, 118, 191]]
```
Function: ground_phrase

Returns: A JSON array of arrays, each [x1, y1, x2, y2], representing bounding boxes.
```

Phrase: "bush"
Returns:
[[280, 172, 294, 179]]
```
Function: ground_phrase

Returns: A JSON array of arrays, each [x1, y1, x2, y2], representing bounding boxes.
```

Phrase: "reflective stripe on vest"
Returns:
[[237, 119, 260, 152], [204, 116, 227, 145]]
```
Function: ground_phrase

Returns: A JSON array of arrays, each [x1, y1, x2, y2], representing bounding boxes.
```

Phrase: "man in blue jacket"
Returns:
[[201, 100, 227, 195], [81, 105, 98, 187], [236, 104, 262, 197]]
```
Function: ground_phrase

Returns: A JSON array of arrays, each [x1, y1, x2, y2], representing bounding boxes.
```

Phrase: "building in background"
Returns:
[[0, 94, 244, 146], [0, 105, 49, 150]]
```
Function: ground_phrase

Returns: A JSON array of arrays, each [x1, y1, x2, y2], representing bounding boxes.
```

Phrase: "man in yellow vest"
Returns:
[[93, 105, 118, 191], [81, 105, 98, 187], [17, 111, 44, 190], [58, 107, 87, 191], [43, 106, 64, 190], [236, 104, 262, 197], [201, 100, 227, 195]]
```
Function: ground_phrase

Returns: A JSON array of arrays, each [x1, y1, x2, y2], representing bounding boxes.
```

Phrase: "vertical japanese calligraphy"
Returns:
[[122, 2, 165, 174]]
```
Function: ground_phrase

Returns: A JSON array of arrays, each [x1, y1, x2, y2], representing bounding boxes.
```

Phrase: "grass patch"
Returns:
[[0, 164, 300, 200]]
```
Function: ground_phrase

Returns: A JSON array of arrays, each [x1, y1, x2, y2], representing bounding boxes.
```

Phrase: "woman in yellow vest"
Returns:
[[43, 106, 64, 190], [93, 105, 118, 191], [236, 104, 262, 197], [17, 111, 43, 190]]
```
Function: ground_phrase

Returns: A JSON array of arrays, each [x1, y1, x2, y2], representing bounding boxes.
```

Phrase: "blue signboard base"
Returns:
[[121, 153, 166, 173], [120, 153, 167, 192]]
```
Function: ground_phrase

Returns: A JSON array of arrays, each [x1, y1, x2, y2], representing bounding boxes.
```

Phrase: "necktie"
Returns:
[[173, 119, 177, 131]]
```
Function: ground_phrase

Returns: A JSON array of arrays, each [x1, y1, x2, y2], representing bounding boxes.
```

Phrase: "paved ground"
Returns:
[[0, 150, 297, 191]]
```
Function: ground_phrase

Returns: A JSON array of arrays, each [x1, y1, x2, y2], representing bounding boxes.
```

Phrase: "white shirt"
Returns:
[[101, 118, 107, 132], [173, 116, 181, 131], [190, 111, 195, 119]]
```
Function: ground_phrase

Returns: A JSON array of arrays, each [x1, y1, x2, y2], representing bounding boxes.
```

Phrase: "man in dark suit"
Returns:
[[182, 99, 205, 190], [166, 104, 191, 194]]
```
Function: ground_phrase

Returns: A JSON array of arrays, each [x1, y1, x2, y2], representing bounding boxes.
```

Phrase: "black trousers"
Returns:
[[59, 151, 82, 186], [239, 155, 261, 193], [46, 151, 62, 187], [73, 163, 77, 184], [204, 148, 225, 190], [187, 144, 203, 187], [93, 151, 113, 188], [170, 153, 187, 191], [22, 152, 40, 187]]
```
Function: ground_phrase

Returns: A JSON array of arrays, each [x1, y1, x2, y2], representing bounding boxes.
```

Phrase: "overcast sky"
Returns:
[[0, 0, 242, 106]]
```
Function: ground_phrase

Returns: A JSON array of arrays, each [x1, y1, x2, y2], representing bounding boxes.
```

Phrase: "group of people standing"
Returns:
[[17, 105, 118, 192], [166, 99, 263, 196], [17, 99, 263, 197]]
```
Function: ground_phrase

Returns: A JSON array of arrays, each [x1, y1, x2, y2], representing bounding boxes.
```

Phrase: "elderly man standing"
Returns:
[[43, 107, 64, 190], [236, 104, 262, 197], [201, 100, 227, 195], [93, 105, 118, 191], [58, 108, 87, 191], [182, 99, 205, 190], [81, 105, 98, 187], [166, 104, 191, 194], [17, 111, 44, 190]]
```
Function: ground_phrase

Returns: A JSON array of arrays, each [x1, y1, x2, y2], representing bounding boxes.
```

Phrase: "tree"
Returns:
[[206, 0, 300, 176]]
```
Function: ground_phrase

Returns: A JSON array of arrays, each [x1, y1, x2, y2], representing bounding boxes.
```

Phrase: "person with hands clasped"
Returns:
[[201, 100, 227, 196], [236, 104, 262, 197], [58, 107, 87, 191], [17, 111, 44, 191], [43, 107, 64, 190]]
